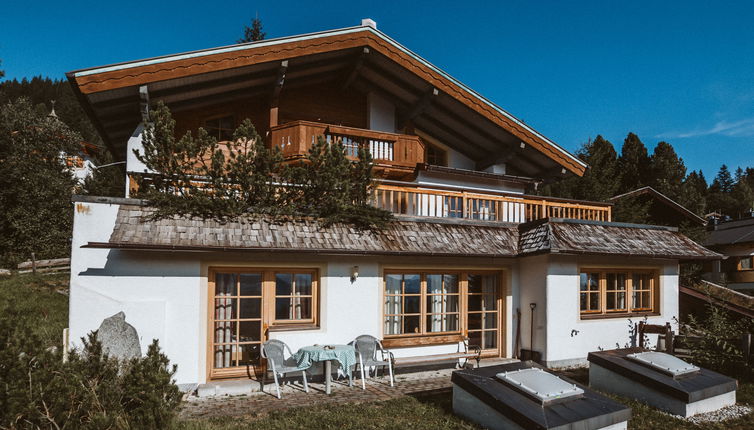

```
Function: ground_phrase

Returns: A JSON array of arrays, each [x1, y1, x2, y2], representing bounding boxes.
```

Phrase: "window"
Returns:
[[383, 271, 500, 352], [275, 272, 314, 322], [205, 116, 234, 141], [580, 269, 657, 317], [738, 257, 754, 271], [426, 144, 447, 166], [209, 268, 318, 377]]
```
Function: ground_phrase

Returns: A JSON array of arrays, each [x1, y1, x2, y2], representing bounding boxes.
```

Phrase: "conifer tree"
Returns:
[[238, 16, 266, 43], [575, 135, 620, 201], [617, 132, 651, 193], [707, 164, 737, 216], [679, 170, 707, 216], [731, 175, 754, 217], [649, 141, 686, 201]]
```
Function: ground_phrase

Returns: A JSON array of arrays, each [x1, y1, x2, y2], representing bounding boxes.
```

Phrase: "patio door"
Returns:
[[209, 271, 265, 379], [466, 273, 501, 356]]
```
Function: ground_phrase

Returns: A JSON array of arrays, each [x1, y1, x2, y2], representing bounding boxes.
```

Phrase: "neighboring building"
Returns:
[[609, 186, 706, 228], [66, 20, 717, 385], [703, 215, 754, 291]]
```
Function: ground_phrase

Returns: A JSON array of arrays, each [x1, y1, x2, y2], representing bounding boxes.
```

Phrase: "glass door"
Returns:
[[466, 273, 500, 354], [211, 271, 264, 378]]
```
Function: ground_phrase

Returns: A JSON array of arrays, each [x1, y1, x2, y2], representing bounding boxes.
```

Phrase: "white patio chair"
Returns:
[[352, 334, 394, 389], [261, 339, 310, 399]]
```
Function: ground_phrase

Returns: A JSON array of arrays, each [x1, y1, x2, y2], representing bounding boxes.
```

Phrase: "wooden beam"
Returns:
[[341, 47, 370, 91], [397, 87, 438, 129], [476, 141, 526, 170], [269, 60, 288, 128]]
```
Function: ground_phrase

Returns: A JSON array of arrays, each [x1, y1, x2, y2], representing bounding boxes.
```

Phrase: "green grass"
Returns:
[[173, 390, 477, 430], [0, 272, 69, 347]]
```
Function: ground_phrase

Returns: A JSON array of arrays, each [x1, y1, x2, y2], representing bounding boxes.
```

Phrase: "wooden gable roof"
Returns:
[[67, 24, 586, 178]]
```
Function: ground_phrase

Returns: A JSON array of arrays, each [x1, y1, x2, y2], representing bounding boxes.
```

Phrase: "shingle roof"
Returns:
[[88, 205, 720, 260], [704, 217, 754, 247], [518, 219, 720, 260]]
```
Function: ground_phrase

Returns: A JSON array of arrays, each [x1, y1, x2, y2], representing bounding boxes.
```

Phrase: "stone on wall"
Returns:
[[96, 311, 141, 360]]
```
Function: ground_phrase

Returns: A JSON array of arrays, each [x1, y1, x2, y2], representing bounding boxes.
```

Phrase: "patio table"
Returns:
[[293, 344, 356, 394]]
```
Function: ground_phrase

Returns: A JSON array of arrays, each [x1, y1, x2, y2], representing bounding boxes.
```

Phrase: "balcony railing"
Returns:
[[374, 183, 612, 223], [268, 120, 425, 168]]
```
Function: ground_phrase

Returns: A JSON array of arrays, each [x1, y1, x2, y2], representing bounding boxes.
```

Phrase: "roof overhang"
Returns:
[[67, 24, 587, 177]]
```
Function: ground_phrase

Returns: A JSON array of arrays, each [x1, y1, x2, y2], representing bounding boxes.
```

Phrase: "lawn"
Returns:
[[3, 274, 753, 429]]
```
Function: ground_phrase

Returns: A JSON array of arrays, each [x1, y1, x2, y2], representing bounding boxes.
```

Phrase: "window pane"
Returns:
[[580, 293, 587, 311], [214, 297, 236, 320], [445, 275, 459, 293], [214, 321, 235, 343], [483, 312, 497, 329], [405, 296, 420, 314], [295, 274, 312, 295], [616, 273, 627, 290], [446, 295, 459, 313], [385, 294, 401, 314], [426, 314, 458, 332], [589, 293, 599, 311], [404, 274, 421, 294], [404, 316, 420, 334], [425, 294, 459, 313], [589, 273, 599, 291], [483, 294, 497, 311], [427, 274, 443, 294], [239, 273, 262, 296], [276, 297, 291, 320], [275, 273, 293, 295], [213, 345, 234, 369], [216, 273, 237, 296], [483, 331, 497, 349], [482, 275, 497, 295], [607, 273, 616, 291], [385, 274, 402, 294], [468, 275, 482, 293], [239, 321, 261, 342], [468, 295, 481, 311], [468, 313, 482, 330], [607, 292, 615, 310], [468, 331, 482, 348], [239, 298, 261, 319], [741, 257, 752, 270], [385, 315, 401, 335], [580, 273, 588, 291], [297, 298, 312, 319], [238, 343, 260, 366]]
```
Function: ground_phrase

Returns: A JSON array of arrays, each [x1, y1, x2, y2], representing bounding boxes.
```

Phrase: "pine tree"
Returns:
[[707, 165, 737, 216], [731, 176, 754, 217], [238, 16, 266, 43], [617, 132, 650, 193], [649, 141, 686, 201], [679, 170, 707, 216], [0, 59, 4, 79], [575, 135, 620, 201]]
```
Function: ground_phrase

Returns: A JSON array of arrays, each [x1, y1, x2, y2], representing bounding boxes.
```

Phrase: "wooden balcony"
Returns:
[[374, 183, 612, 223], [269, 120, 425, 169]]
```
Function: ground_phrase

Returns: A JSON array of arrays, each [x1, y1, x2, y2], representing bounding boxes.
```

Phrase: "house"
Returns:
[[66, 19, 718, 385], [702, 214, 754, 292]]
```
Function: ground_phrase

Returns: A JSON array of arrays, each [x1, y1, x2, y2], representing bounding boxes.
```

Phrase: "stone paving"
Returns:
[[180, 368, 455, 420]]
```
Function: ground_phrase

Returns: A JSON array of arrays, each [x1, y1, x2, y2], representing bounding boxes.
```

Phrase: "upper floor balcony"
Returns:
[[268, 120, 425, 171]]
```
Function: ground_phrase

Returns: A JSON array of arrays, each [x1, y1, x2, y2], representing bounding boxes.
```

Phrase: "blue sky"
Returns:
[[2, 0, 753, 179]]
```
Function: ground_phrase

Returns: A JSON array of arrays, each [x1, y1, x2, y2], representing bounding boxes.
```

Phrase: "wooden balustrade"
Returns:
[[268, 120, 425, 167], [374, 184, 611, 223]]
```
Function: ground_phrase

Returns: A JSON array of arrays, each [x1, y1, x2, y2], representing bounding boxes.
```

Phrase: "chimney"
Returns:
[[361, 18, 377, 29]]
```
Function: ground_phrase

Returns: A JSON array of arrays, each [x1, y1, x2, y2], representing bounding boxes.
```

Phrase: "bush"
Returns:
[[0, 303, 182, 429], [681, 301, 753, 380]]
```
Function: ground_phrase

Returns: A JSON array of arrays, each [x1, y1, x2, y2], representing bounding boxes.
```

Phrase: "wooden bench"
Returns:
[[384, 335, 482, 369], [638, 321, 674, 353]]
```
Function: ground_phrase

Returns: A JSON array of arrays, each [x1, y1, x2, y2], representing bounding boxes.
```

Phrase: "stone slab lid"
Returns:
[[496, 368, 584, 405], [451, 361, 631, 430], [627, 351, 700, 377]]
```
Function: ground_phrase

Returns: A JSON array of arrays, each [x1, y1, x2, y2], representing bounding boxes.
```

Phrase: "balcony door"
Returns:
[[466, 273, 501, 354]]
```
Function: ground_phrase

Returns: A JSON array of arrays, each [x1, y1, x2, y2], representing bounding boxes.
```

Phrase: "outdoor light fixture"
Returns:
[[351, 266, 359, 283]]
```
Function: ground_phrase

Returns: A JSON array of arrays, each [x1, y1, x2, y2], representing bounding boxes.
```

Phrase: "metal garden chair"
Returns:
[[261, 339, 310, 399], [352, 334, 394, 389]]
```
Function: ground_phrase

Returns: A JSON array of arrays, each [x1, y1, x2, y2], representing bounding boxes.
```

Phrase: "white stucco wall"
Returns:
[[367, 92, 396, 133], [70, 201, 204, 384], [517, 254, 680, 368]]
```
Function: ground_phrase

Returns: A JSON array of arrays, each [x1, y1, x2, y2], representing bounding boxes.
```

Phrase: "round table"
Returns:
[[293, 344, 357, 394]]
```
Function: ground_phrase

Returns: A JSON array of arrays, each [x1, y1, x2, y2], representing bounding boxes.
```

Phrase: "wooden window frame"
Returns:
[[207, 267, 319, 380], [579, 269, 659, 319], [382, 269, 503, 354], [204, 114, 235, 141], [272, 270, 318, 325], [737, 256, 754, 271]]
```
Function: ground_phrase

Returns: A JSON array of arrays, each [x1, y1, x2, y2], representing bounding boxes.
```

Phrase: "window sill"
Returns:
[[267, 324, 320, 333], [580, 312, 659, 321]]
